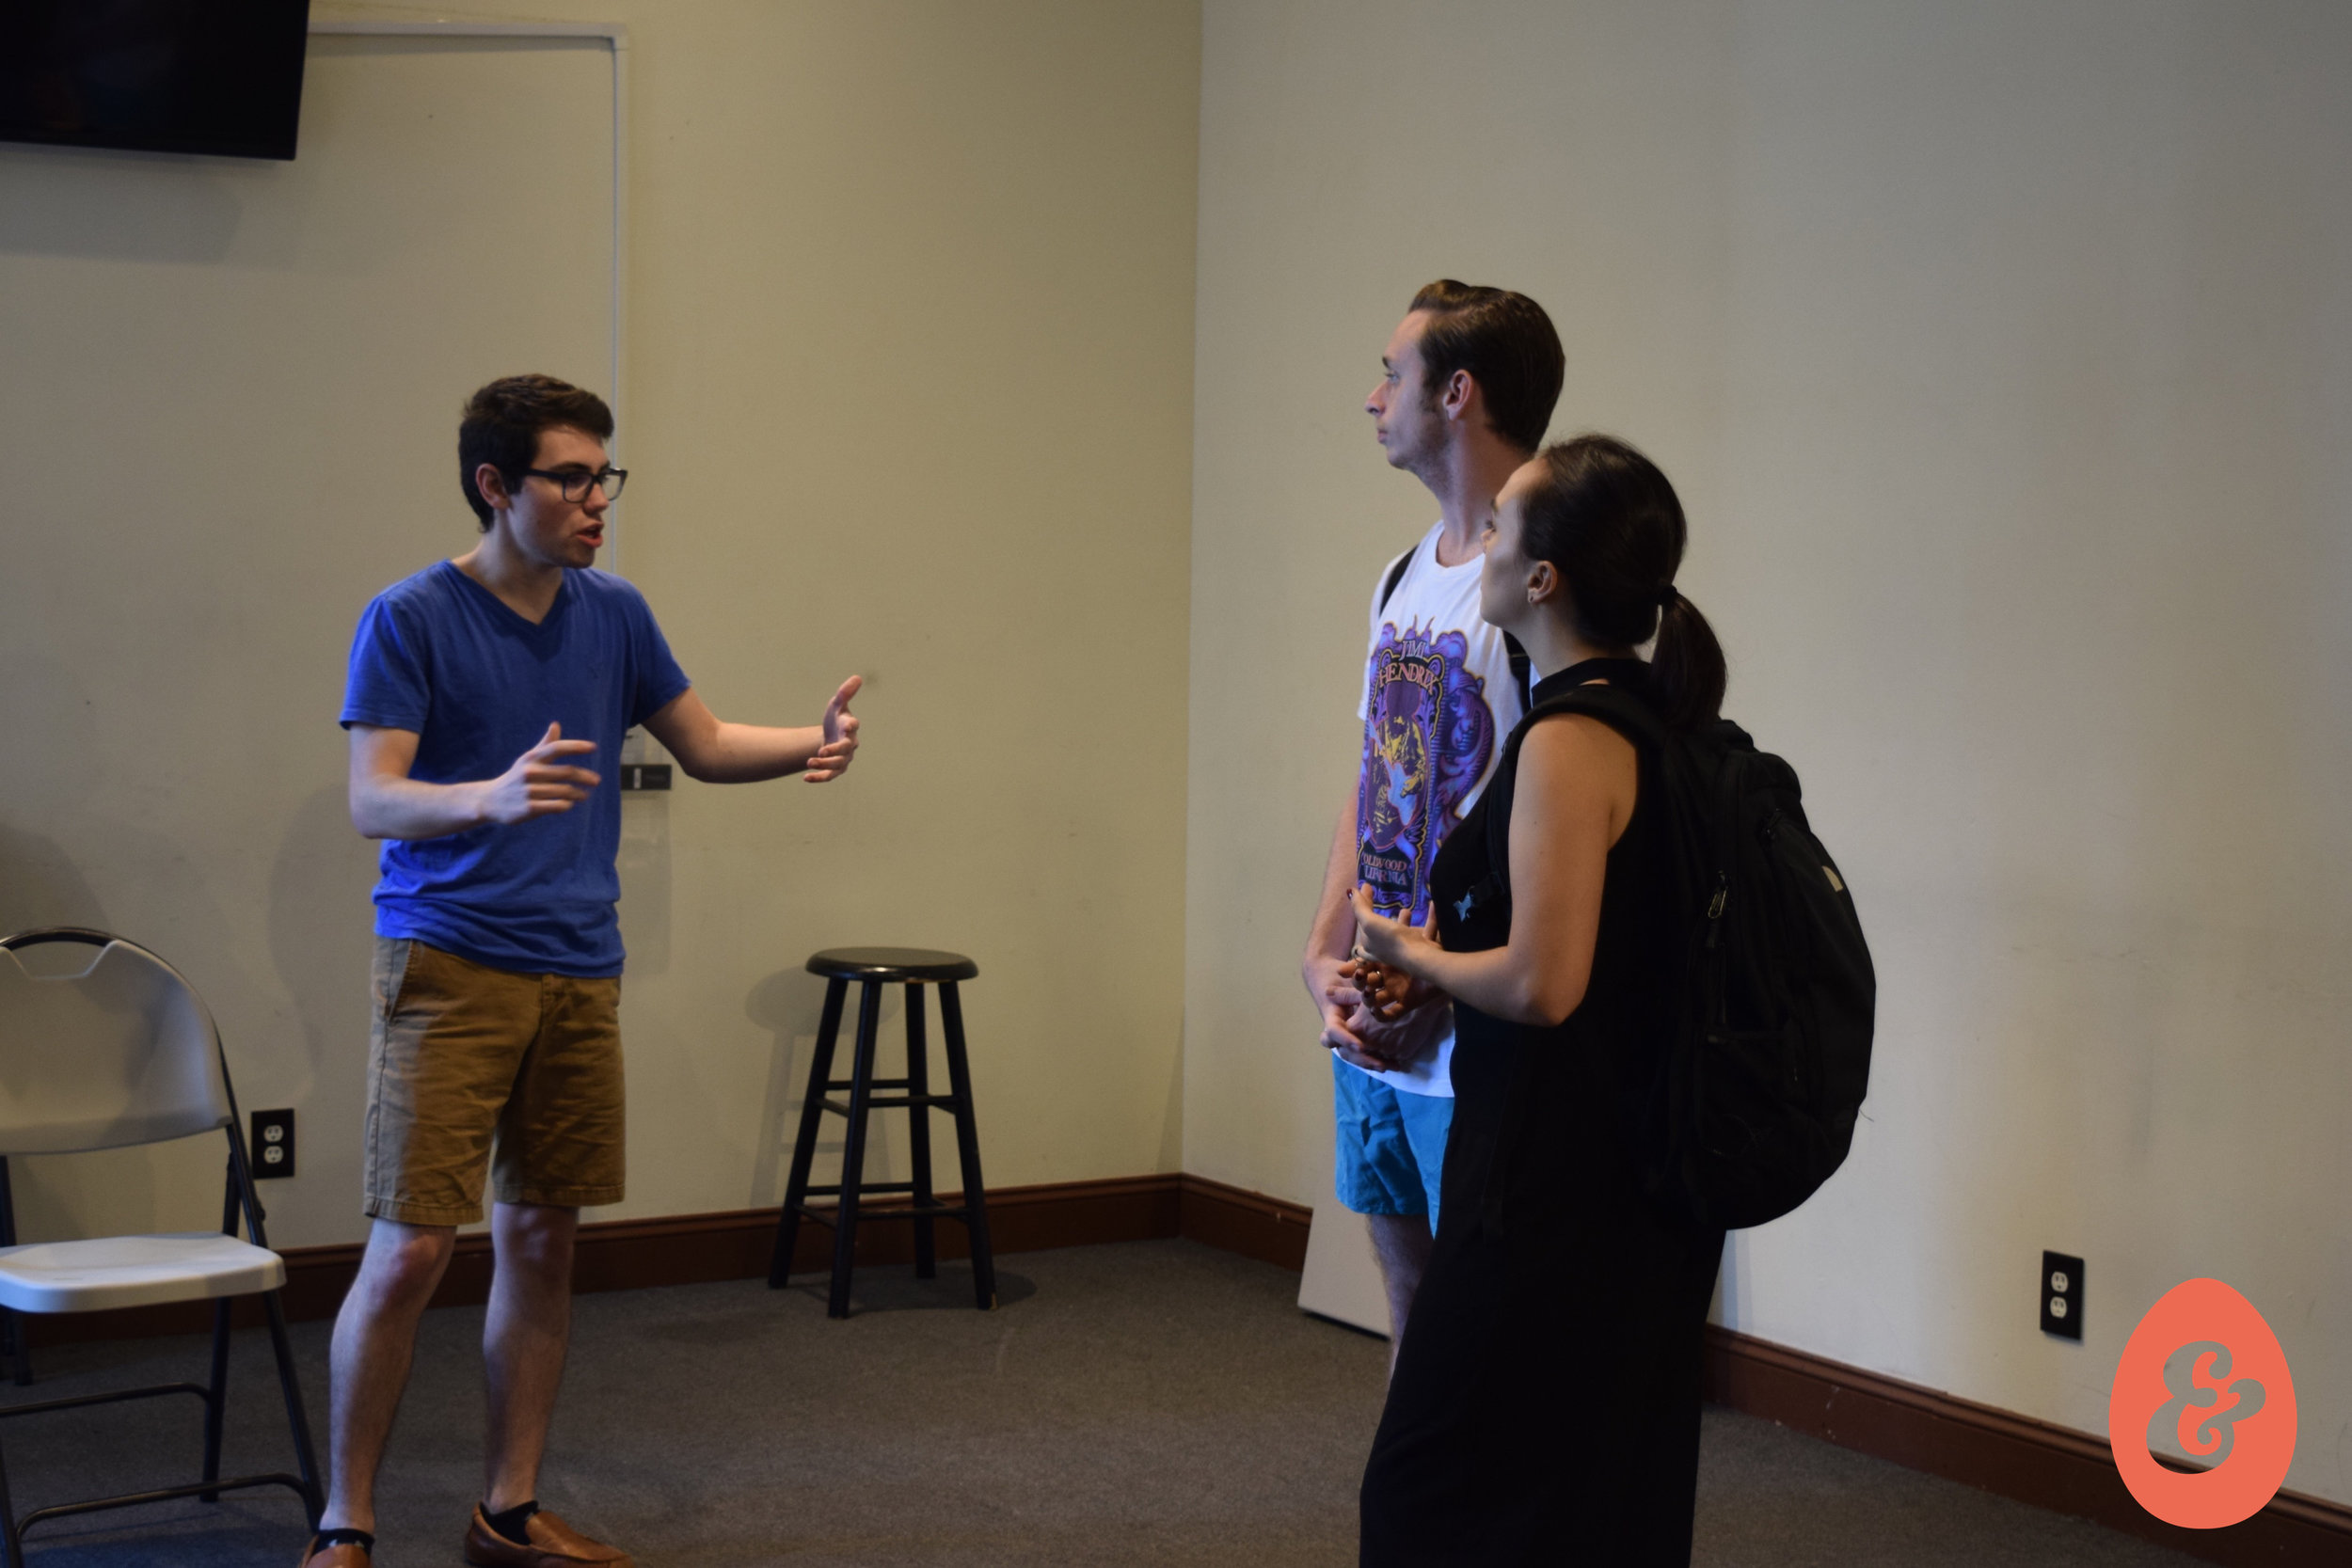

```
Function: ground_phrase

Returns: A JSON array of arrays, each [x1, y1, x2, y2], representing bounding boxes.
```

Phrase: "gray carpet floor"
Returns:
[[0, 1239, 2203, 1566]]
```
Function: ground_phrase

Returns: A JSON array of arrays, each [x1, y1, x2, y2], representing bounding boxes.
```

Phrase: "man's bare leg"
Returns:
[[1368, 1211, 1435, 1378], [319, 1219, 459, 1534], [482, 1201, 580, 1512]]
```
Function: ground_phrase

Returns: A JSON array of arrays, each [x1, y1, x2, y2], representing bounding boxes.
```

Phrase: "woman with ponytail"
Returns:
[[1347, 436, 1727, 1564]]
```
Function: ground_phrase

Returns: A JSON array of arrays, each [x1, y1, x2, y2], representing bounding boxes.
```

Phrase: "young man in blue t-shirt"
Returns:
[[307, 375, 862, 1568]]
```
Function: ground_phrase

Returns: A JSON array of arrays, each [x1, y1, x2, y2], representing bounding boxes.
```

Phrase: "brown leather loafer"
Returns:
[[297, 1539, 371, 1568], [463, 1506, 634, 1568]]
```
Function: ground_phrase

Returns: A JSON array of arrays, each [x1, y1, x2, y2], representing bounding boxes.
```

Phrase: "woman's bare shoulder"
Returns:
[[1517, 711, 1641, 839]]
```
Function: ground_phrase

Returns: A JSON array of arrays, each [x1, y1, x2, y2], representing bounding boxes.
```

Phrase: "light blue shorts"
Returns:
[[1331, 1054, 1454, 1231]]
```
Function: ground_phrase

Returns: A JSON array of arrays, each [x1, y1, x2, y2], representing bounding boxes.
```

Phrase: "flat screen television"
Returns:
[[0, 1, 312, 161]]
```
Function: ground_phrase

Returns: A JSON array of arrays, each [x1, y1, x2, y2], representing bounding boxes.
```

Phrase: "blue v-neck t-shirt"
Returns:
[[341, 561, 691, 976]]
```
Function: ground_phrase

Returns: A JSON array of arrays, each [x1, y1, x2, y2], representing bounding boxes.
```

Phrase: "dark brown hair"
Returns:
[[458, 373, 614, 529], [1406, 279, 1565, 454], [1520, 435, 1727, 728]]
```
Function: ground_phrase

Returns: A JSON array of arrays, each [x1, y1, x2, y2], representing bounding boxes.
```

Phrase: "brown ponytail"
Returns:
[[1519, 436, 1727, 729], [1650, 587, 1727, 730]]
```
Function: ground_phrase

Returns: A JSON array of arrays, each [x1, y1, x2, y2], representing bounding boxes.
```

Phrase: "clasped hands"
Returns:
[[1316, 885, 1448, 1073]]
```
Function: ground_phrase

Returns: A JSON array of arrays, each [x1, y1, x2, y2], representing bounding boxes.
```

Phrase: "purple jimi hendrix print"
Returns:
[[1357, 619, 1499, 924]]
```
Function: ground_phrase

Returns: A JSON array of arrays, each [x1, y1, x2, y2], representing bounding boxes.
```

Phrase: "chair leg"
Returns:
[[939, 983, 997, 1310], [0, 1160, 26, 1388], [0, 1429, 19, 1568], [197, 1147, 244, 1502], [770, 979, 848, 1288], [262, 1289, 324, 1525], [904, 983, 937, 1280], [826, 981, 884, 1319], [199, 1297, 232, 1500]]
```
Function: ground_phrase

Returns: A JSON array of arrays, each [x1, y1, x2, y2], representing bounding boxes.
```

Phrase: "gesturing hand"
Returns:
[[804, 674, 863, 784], [1347, 884, 1443, 984], [483, 722, 600, 825]]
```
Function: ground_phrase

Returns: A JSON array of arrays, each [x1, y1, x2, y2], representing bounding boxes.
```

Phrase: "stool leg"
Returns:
[[939, 982, 997, 1309], [770, 979, 848, 1288], [904, 983, 937, 1280], [827, 980, 885, 1319]]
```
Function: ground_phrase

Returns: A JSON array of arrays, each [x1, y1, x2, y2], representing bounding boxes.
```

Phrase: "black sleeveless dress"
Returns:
[[1359, 660, 1726, 1567]]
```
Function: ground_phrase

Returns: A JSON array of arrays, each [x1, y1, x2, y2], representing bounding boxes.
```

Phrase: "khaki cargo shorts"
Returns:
[[364, 936, 625, 1226]]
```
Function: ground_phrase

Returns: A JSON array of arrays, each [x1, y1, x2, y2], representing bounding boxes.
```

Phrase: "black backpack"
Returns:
[[1487, 684, 1876, 1231]]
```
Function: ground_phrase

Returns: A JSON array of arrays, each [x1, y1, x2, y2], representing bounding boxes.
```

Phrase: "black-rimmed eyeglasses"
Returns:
[[522, 466, 628, 502]]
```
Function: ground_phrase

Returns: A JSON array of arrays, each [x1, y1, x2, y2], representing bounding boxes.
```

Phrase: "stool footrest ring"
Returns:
[[790, 1200, 977, 1227], [819, 1094, 956, 1116]]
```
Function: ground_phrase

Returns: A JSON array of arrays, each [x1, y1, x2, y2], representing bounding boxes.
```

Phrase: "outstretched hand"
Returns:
[[803, 675, 862, 783], [482, 722, 600, 825]]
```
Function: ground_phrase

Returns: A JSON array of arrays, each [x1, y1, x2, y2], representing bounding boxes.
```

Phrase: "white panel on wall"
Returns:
[[0, 33, 614, 1247]]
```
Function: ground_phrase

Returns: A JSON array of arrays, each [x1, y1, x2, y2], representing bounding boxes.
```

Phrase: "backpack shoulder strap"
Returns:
[[1502, 632, 1533, 709], [1482, 684, 1669, 899], [1517, 684, 1668, 755], [1375, 548, 1414, 614]]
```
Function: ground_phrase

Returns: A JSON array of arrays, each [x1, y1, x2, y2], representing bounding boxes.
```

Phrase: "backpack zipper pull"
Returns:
[[1707, 875, 1728, 921]]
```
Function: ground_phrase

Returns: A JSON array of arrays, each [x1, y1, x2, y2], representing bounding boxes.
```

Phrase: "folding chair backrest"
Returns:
[[0, 934, 233, 1156]]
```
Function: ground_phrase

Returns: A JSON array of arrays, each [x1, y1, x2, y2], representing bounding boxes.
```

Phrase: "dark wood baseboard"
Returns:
[[18, 1177, 2339, 1561], [18, 1171, 1307, 1347], [1172, 1171, 1314, 1269], [1702, 1324, 2352, 1567]]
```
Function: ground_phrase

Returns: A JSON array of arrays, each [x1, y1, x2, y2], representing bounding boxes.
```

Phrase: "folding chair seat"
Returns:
[[0, 927, 322, 1566]]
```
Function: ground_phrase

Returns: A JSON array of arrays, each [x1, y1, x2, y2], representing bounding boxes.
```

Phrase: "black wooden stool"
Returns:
[[768, 948, 996, 1317]]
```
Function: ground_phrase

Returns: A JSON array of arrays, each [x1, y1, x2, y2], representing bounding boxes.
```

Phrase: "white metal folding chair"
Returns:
[[0, 927, 322, 1564]]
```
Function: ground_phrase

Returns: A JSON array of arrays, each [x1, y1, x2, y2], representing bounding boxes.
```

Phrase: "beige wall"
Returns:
[[1, 1, 1200, 1244], [574, 0, 1201, 1213], [7, 0, 2347, 1513], [1185, 0, 2352, 1506]]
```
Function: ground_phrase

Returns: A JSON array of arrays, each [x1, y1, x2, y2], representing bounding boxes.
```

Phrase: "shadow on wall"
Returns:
[[617, 790, 671, 976], [0, 821, 108, 938], [745, 967, 898, 1211], [265, 779, 381, 1122], [0, 642, 103, 835], [0, 142, 263, 263]]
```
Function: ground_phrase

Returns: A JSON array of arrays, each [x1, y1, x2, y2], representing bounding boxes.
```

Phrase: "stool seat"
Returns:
[[805, 947, 978, 983]]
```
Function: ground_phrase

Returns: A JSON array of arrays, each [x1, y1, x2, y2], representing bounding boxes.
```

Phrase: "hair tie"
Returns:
[[1657, 585, 1678, 611]]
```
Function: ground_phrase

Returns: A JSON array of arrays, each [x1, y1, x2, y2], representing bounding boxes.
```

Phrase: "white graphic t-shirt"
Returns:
[[1345, 522, 1528, 1096]]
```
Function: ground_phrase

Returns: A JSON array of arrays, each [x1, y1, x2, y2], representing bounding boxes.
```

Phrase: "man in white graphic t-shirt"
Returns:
[[1302, 281, 1563, 1365]]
